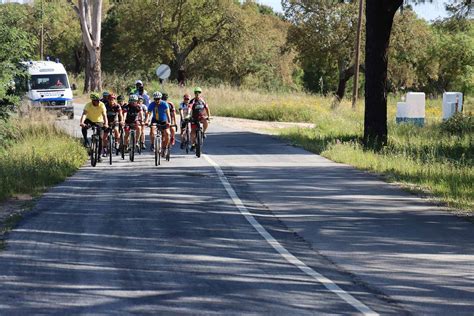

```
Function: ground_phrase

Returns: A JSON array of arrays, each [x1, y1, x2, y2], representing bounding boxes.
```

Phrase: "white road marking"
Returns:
[[204, 154, 378, 316]]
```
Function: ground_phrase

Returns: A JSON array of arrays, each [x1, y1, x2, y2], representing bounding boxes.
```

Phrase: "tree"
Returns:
[[388, 10, 435, 93], [363, 0, 403, 148], [190, 1, 299, 90], [284, 0, 363, 101], [33, 1, 83, 74], [67, 0, 103, 92], [104, 0, 240, 79], [0, 4, 36, 119], [364, 0, 472, 148]]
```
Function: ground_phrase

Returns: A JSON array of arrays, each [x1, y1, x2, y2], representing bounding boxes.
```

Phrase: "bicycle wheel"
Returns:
[[91, 135, 99, 167], [154, 131, 159, 166], [108, 131, 113, 165], [157, 133, 162, 166], [129, 131, 135, 162], [120, 129, 125, 160], [185, 127, 191, 154], [195, 129, 202, 158], [137, 138, 142, 155]]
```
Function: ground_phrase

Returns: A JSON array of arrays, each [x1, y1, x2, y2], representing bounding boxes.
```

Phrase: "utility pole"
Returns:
[[40, 0, 44, 60], [351, 0, 364, 109]]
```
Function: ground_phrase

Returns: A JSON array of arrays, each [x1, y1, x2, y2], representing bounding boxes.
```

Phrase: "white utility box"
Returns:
[[442, 92, 463, 120]]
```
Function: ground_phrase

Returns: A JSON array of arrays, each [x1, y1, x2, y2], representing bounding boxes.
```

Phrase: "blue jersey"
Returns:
[[148, 101, 169, 122]]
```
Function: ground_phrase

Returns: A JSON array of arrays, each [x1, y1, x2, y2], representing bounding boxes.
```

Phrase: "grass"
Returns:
[[0, 111, 87, 202]]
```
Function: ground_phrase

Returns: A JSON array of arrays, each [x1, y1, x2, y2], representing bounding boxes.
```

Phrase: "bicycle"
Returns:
[[125, 123, 138, 162], [118, 124, 125, 160], [150, 122, 165, 166], [87, 124, 101, 167], [181, 120, 191, 154], [105, 124, 116, 165], [193, 119, 205, 158]]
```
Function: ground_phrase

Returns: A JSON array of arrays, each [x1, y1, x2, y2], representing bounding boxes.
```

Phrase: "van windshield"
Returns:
[[30, 74, 69, 90]]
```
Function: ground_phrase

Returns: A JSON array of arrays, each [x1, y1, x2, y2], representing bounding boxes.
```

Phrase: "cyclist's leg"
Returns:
[[190, 123, 197, 145], [162, 127, 170, 149], [81, 119, 92, 146], [202, 117, 209, 134], [150, 125, 156, 150], [113, 125, 120, 144], [136, 123, 142, 146], [97, 123, 105, 157], [124, 124, 130, 147], [140, 122, 146, 148]]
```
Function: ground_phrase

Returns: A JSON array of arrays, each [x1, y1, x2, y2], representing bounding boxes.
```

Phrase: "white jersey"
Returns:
[[179, 102, 191, 118]]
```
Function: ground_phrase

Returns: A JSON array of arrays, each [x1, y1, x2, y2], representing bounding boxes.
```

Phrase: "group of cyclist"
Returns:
[[79, 80, 211, 162]]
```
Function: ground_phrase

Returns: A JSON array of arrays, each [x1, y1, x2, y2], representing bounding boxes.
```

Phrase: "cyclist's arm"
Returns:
[[145, 111, 151, 124], [102, 109, 109, 128], [80, 109, 87, 126], [206, 105, 211, 119], [166, 108, 171, 124], [118, 106, 123, 123]]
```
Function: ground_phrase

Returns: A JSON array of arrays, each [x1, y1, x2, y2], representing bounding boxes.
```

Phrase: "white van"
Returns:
[[21, 60, 74, 119]]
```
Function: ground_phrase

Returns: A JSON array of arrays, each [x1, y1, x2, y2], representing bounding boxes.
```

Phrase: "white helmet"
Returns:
[[153, 91, 162, 99], [135, 80, 143, 85]]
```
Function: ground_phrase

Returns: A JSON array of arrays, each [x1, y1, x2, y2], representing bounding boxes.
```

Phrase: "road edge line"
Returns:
[[203, 154, 378, 316]]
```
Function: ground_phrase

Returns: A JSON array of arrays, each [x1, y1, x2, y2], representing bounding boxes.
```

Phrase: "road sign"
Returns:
[[156, 64, 171, 80]]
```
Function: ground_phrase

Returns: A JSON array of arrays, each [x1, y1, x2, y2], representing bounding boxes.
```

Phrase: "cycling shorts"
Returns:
[[151, 119, 169, 130]]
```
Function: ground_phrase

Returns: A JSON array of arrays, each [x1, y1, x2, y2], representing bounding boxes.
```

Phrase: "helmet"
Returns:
[[90, 92, 100, 101], [117, 95, 124, 102], [194, 87, 202, 93], [129, 94, 139, 102], [109, 93, 116, 99], [161, 93, 168, 101], [183, 94, 190, 100], [135, 80, 143, 86], [153, 91, 162, 99], [102, 91, 110, 97], [137, 95, 144, 100]]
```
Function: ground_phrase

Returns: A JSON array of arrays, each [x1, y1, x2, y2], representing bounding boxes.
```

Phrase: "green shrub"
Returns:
[[441, 112, 474, 135]]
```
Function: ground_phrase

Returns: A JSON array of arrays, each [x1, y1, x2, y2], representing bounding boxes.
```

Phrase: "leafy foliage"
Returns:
[[441, 112, 474, 134], [0, 4, 36, 120]]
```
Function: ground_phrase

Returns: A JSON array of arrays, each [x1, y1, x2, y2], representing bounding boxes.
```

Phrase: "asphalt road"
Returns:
[[0, 104, 472, 315]]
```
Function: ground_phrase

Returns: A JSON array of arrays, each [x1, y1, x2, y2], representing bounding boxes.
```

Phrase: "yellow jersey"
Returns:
[[84, 101, 106, 123]]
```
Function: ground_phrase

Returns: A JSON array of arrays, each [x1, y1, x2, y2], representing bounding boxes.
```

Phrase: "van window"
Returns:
[[30, 74, 69, 90]]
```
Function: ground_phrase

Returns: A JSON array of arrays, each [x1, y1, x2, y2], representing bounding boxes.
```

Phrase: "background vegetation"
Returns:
[[0, 112, 87, 202]]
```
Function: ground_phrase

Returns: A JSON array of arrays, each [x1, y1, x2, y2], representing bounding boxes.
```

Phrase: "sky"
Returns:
[[258, 0, 449, 21]]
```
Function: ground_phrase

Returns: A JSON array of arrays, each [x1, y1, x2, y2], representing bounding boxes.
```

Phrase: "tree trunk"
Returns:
[[83, 47, 91, 93], [88, 49, 102, 92], [68, 0, 102, 93], [336, 77, 348, 101], [363, 0, 402, 149]]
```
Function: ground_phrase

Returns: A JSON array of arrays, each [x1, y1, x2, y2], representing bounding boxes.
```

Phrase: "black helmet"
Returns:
[[117, 95, 124, 102], [161, 93, 168, 101]]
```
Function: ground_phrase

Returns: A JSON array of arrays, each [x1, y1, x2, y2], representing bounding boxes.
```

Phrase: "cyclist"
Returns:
[[146, 91, 171, 154], [100, 91, 110, 107], [137, 95, 148, 149], [122, 94, 143, 151], [117, 95, 126, 107], [161, 93, 176, 146], [189, 87, 211, 149], [132, 80, 150, 106], [102, 93, 123, 155], [179, 94, 192, 149], [80, 93, 109, 162]]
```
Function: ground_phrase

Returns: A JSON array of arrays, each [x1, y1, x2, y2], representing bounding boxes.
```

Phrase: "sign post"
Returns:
[[156, 64, 171, 91]]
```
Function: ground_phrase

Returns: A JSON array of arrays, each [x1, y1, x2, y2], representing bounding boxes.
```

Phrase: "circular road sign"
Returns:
[[156, 64, 171, 80]]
